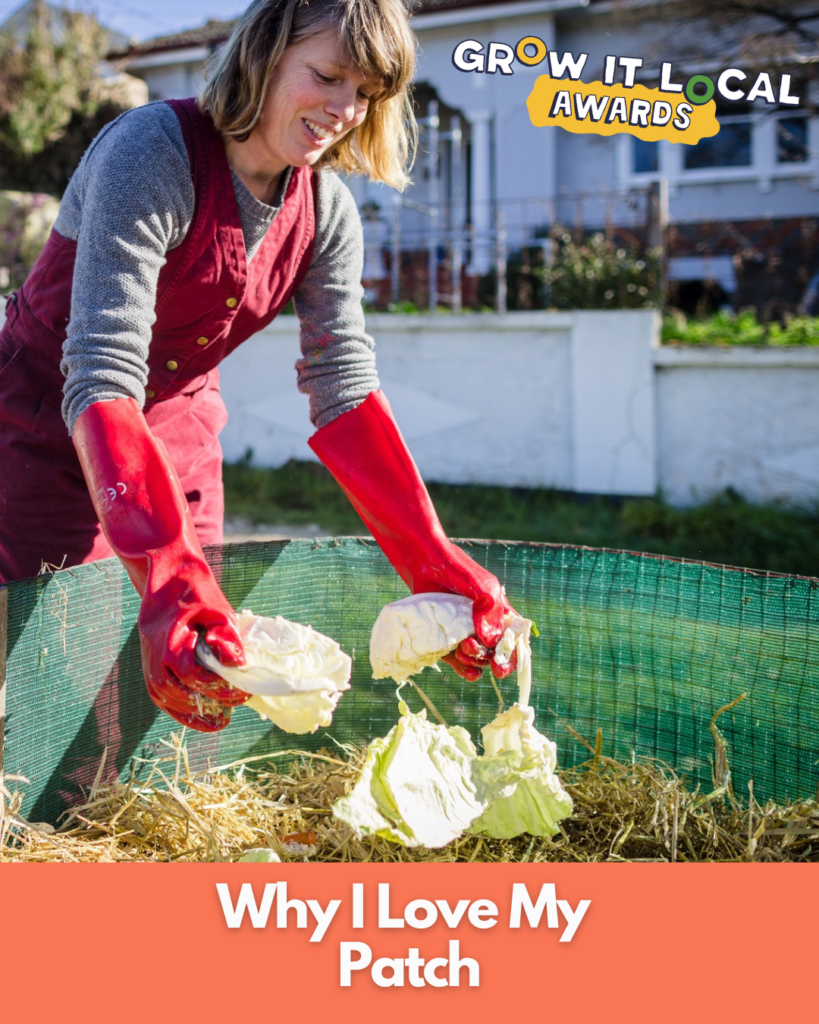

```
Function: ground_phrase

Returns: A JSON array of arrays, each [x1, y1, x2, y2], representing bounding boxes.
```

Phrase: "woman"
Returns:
[[0, 0, 516, 732]]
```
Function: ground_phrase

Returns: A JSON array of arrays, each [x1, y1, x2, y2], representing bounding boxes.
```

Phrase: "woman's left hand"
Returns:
[[413, 539, 519, 683], [309, 389, 521, 685]]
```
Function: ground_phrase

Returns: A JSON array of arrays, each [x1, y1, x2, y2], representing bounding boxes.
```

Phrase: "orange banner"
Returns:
[[1, 863, 815, 1020]]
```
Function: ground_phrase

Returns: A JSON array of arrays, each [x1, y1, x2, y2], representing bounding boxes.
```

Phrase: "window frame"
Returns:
[[681, 111, 754, 172], [774, 110, 810, 166], [619, 86, 818, 194]]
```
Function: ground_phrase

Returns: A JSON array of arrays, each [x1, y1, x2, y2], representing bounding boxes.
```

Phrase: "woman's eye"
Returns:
[[314, 71, 335, 84]]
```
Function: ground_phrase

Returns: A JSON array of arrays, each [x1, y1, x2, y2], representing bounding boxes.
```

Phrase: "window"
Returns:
[[684, 100, 752, 169], [633, 137, 659, 174], [776, 115, 809, 163], [623, 80, 815, 187], [684, 121, 752, 168]]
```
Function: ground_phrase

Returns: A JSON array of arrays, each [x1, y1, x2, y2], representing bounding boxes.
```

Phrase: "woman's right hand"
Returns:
[[137, 564, 250, 732], [73, 398, 249, 732]]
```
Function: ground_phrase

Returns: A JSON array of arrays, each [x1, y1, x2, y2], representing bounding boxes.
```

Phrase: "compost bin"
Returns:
[[1, 537, 817, 826]]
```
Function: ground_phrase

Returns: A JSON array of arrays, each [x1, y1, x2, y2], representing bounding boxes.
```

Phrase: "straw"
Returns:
[[2, 717, 816, 863]]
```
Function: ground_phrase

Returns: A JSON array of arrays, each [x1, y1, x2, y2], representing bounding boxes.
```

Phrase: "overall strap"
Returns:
[[155, 98, 214, 314]]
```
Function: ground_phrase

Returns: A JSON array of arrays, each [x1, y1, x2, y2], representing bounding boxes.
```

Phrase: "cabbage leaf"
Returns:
[[370, 593, 475, 682], [197, 611, 351, 734], [332, 701, 486, 848], [471, 704, 574, 839]]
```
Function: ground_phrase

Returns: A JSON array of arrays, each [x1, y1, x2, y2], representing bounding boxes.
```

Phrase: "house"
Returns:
[[110, 0, 819, 313], [0, 0, 146, 109]]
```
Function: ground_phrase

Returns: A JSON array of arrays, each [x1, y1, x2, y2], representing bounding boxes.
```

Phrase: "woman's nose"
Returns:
[[325, 86, 358, 124]]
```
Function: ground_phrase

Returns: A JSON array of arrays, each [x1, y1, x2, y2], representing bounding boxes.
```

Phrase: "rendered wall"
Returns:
[[218, 310, 658, 496], [655, 347, 819, 505], [219, 309, 819, 506]]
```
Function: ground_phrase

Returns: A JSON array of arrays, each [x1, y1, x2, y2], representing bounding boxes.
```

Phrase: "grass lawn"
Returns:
[[223, 460, 819, 578]]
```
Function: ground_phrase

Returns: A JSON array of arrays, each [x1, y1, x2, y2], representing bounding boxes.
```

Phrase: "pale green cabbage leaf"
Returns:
[[470, 703, 574, 839], [237, 848, 282, 863], [370, 592, 475, 682], [332, 701, 486, 848], [197, 611, 352, 734]]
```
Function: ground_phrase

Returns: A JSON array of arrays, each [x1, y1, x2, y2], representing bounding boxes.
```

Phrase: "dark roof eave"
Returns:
[[107, 19, 237, 60], [109, 35, 231, 59], [108, 0, 593, 61]]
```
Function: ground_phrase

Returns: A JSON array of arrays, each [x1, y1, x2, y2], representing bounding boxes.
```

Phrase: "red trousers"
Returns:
[[0, 327, 226, 585]]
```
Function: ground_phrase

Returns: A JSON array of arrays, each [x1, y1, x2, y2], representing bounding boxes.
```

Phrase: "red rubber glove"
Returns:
[[73, 398, 249, 731], [308, 390, 517, 681]]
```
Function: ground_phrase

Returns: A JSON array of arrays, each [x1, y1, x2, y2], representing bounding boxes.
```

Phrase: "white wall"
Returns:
[[354, 9, 563, 256], [219, 312, 579, 489], [129, 58, 208, 102], [655, 347, 819, 505], [409, 11, 559, 206], [219, 309, 658, 496], [218, 310, 819, 507]]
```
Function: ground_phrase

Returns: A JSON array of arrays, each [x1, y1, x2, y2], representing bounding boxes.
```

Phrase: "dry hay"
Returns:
[[2, 704, 817, 864]]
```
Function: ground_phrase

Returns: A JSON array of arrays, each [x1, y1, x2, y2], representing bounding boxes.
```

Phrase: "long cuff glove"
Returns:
[[73, 398, 248, 732], [308, 390, 517, 681]]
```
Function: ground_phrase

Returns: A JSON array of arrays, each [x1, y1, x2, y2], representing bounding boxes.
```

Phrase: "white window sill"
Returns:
[[627, 164, 818, 194]]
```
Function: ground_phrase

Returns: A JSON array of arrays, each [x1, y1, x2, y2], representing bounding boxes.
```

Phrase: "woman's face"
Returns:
[[250, 28, 380, 178]]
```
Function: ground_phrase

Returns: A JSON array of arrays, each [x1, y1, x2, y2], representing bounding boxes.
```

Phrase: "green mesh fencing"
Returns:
[[1, 537, 817, 825]]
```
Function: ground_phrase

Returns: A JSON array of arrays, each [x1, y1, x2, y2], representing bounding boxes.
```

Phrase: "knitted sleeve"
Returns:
[[293, 171, 380, 428], [58, 102, 194, 434]]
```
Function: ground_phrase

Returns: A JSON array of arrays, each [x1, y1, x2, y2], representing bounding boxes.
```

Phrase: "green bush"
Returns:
[[0, 8, 131, 195], [476, 227, 660, 312], [543, 229, 662, 310], [0, 5, 110, 158], [767, 317, 819, 346], [662, 309, 819, 346]]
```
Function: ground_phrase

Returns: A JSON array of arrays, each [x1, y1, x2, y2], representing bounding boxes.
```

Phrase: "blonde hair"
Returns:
[[200, 0, 417, 190]]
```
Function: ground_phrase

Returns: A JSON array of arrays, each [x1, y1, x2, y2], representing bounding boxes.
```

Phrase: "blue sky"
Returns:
[[0, 0, 243, 44]]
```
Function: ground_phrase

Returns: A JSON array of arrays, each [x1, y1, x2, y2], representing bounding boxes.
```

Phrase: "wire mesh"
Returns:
[[2, 537, 818, 825]]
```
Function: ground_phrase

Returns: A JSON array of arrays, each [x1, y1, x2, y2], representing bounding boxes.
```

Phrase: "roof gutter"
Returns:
[[411, 0, 589, 31]]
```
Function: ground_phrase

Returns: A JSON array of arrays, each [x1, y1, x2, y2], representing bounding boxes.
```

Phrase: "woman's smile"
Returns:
[[302, 117, 337, 143]]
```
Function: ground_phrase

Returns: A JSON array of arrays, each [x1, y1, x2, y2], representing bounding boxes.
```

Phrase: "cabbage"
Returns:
[[469, 615, 573, 839], [332, 701, 486, 848], [370, 593, 475, 682], [237, 848, 281, 863], [492, 614, 534, 706], [340, 602, 572, 848], [471, 704, 574, 839], [197, 611, 351, 734]]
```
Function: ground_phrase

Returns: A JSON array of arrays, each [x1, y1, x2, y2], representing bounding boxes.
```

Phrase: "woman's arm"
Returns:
[[60, 104, 246, 729], [295, 176, 516, 680], [59, 102, 194, 434], [292, 171, 381, 427]]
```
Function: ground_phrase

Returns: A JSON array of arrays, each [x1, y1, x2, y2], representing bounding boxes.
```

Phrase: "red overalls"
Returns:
[[0, 98, 316, 584]]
